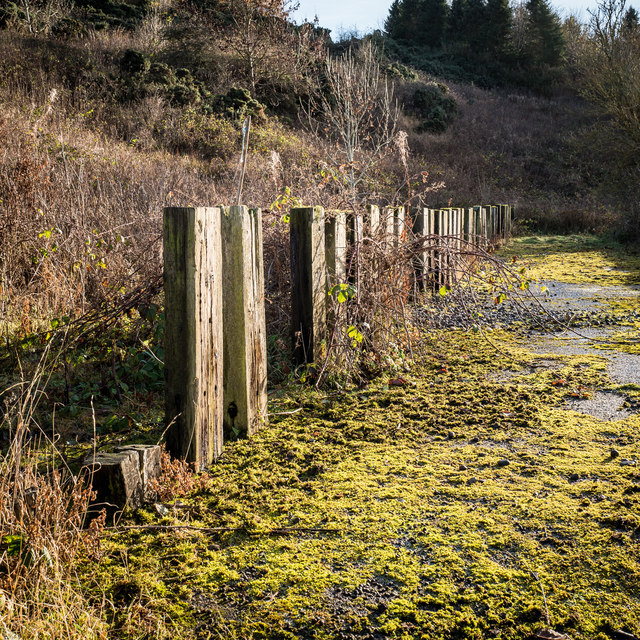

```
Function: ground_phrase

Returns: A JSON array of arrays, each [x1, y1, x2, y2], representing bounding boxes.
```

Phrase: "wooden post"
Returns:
[[491, 206, 498, 241], [325, 210, 347, 288], [290, 206, 327, 365], [499, 204, 508, 239], [413, 208, 429, 291], [463, 208, 473, 244], [381, 206, 394, 247], [369, 204, 381, 238], [393, 206, 406, 247], [221, 206, 268, 440], [473, 206, 481, 246], [481, 206, 489, 246], [163, 207, 223, 469]]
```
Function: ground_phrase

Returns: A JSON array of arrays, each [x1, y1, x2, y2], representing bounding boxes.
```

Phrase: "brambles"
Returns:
[[149, 449, 211, 502]]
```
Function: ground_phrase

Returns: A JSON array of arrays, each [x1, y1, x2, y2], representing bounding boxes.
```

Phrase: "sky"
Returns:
[[291, 0, 601, 38]]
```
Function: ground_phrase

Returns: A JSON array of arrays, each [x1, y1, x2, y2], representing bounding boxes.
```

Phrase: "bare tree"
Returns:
[[305, 40, 400, 206], [213, 0, 323, 104], [578, 0, 640, 150]]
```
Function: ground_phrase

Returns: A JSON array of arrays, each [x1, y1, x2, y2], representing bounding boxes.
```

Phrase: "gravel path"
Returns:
[[529, 281, 640, 421]]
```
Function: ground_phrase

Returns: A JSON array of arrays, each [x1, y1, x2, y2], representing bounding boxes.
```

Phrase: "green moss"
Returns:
[[83, 327, 640, 639], [65, 236, 640, 638], [501, 235, 640, 286]]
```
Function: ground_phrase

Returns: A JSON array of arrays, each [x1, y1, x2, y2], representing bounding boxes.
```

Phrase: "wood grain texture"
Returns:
[[325, 210, 347, 288], [412, 208, 429, 290], [222, 206, 268, 439], [290, 206, 327, 365], [163, 207, 223, 469], [368, 204, 380, 238]]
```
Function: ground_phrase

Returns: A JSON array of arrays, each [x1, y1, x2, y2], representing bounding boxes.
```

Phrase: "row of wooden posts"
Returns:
[[163, 204, 513, 469]]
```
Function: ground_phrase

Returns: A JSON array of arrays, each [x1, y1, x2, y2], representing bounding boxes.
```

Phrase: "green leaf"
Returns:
[[347, 325, 364, 346], [2, 534, 26, 556], [439, 285, 451, 297]]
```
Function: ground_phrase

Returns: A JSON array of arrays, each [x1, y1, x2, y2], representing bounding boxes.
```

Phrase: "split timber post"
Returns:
[[473, 206, 481, 246], [369, 204, 381, 238], [290, 206, 327, 365], [463, 207, 474, 244], [381, 207, 393, 247], [325, 210, 347, 289], [499, 205, 509, 239], [221, 206, 268, 439], [412, 207, 433, 292], [481, 207, 489, 248], [392, 207, 406, 248], [437, 209, 449, 287], [163, 207, 223, 469]]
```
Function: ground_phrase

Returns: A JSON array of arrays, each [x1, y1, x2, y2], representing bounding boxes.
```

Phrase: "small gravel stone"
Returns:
[[497, 458, 510, 468], [569, 473, 580, 483], [459, 464, 468, 471], [611, 448, 620, 459]]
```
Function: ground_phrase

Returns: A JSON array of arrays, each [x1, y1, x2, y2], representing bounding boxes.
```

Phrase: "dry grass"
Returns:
[[404, 82, 610, 231], [0, 354, 107, 639]]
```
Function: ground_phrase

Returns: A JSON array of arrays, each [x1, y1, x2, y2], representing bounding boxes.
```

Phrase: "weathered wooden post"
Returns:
[[326, 210, 347, 289], [221, 206, 268, 439], [412, 208, 428, 292], [499, 204, 509, 239], [481, 206, 489, 246], [463, 207, 473, 244], [381, 206, 393, 247], [163, 207, 223, 469], [473, 206, 481, 246], [437, 209, 449, 286], [392, 206, 406, 247], [290, 206, 327, 365], [369, 204, 381, 238]]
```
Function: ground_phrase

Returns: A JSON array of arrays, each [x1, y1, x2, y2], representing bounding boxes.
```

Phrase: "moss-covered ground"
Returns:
[[77, 235, 640, 640], [506, 235, 640, 287]]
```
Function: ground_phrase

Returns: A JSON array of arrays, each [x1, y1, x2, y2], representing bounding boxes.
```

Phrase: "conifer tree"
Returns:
[[447, 0, 467, 38], [460, 0, 487, 51], [525, 0, 564, 67], [385, 0, 403, 39], [622, 6, 639, 35], [485, 0, 512, 56], [417, 0, 448, 47]]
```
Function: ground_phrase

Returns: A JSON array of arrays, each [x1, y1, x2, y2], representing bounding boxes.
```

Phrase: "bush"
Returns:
[[120, 48, 149, 74], [216, 87, 267, 123], [411, 83, 457, 133]]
